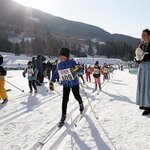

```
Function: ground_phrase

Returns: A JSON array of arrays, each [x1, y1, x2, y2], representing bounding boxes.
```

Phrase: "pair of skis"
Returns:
[[58, 110, 84, 128], [92, 89, 101, 95], [39, 111, 85, 146]]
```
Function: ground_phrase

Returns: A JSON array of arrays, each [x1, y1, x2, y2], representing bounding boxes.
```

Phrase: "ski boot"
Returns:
[[1, 99, 8, 104], [29, 90, 32, 93], [79, 103, 84, 114], [93, 85, 97, 92], [58, 114, 66, 128]]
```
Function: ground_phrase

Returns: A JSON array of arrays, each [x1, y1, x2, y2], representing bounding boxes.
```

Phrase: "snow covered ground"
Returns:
[[0, 67, 150, 150], [0, 53, 149, 150]]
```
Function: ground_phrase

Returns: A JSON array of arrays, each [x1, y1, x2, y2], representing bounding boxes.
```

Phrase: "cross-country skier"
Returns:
[[91, 61, 104, 92], [0, 55, 8, 104], [49, 48, 84, 127], [23, 61, 38, 93]]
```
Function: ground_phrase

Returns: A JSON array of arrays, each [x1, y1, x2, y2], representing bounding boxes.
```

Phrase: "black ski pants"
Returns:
[[62, 84, 82, 115], [29, 80, 37, 91]]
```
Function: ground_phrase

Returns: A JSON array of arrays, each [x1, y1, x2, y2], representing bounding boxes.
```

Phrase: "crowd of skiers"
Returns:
[[49, 48, 113, 127], [0, 52, 112, 104], [0, 49, 113, 127]]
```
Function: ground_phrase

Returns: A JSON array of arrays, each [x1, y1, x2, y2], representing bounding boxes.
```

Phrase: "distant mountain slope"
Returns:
[[112, 34, 140, 46], [0, 0, 140, 46]]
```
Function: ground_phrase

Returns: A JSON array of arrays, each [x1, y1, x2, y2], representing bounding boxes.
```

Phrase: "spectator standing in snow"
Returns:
[[32, 56, 36, 68], [52, 59, 59, 82], [86, 65, 92, 82], [35, 55, 46, 85], [135, 29, 150, 115], [77, 63, 85, 84], [0, 55, 8, 104], [47, 60, 52, 80], [23, 61, 38, 93]]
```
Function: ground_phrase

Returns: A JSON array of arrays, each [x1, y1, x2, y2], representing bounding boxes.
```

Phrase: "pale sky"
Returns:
[[13, 0, 150, 38]]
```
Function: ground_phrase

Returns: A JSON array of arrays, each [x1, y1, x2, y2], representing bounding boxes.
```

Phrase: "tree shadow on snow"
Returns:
[[68, 127, 91, 150], [102, 91, 135, 104], [85, 114, 111, 150], [84, 84, 94, 91], [111, 80, 127, 86], [112, 79, 123, 83], [0, 103, 7, 110], [36, 85, 49, 96], [66, 114, 111, 150], [21, 94, 40, 111]]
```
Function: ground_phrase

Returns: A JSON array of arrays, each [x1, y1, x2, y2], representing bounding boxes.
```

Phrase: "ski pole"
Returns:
[[78, 78, 118, 150], [5, 80, 24, 92], [77, 76, 99, 120], [54, 89, 62, 97]]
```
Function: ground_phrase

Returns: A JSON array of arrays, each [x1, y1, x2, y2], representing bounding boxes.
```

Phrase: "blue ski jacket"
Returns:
[[51, 59, 79, 87]]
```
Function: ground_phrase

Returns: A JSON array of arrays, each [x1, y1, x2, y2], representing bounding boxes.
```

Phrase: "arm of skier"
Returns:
[[0, 66, 7, 76], [49, 68, 59, 91], [100, 68, 105, 76], [22, 68, 27, 77], [72, 59, 80, 72]]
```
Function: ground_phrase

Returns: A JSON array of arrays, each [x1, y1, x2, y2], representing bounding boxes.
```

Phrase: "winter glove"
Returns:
[[49, 81, 54, 91], [32, 73, 35, 76], [72, 66, 79, 72]]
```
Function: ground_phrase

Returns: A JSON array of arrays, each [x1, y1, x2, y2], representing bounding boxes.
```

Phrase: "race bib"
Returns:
[[27, 68, 34, 76], [94, 68, 100, 74], [58, 68, 74, 81]]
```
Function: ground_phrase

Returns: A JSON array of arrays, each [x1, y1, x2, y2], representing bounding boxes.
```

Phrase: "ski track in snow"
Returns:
[[1, 69, 150, 150]]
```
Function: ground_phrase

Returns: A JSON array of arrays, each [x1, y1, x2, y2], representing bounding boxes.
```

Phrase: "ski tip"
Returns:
[[39, 142, 44, 145], [58, 123, 64, 128]]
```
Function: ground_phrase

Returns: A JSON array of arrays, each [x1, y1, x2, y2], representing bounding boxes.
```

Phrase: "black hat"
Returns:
[[95, 61, 99, 65], [59, 48, 70, 57], [28, 61, 32, 65], [0, 55, 3, 65]]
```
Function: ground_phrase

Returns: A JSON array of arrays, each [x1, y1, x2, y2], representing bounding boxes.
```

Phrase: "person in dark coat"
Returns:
[[47, 61, 52, 80], [35, 55, 46, 85], [52, 59, 59, 82]]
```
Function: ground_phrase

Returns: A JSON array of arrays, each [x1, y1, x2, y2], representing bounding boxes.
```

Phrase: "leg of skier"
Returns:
[[72, 84, 84, 114], [58, 86, 70, 127]]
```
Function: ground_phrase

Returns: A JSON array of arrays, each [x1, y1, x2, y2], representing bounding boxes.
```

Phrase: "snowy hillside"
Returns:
[[1, 52, 123, 69], [0, 58, 150, 150], [1, 52, 53, 68]]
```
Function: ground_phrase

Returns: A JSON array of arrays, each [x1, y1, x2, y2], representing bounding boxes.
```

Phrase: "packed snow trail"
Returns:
[[1, 70, 150, 150], [52, 70, 150, 150], [28, 79, 109, 150]]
